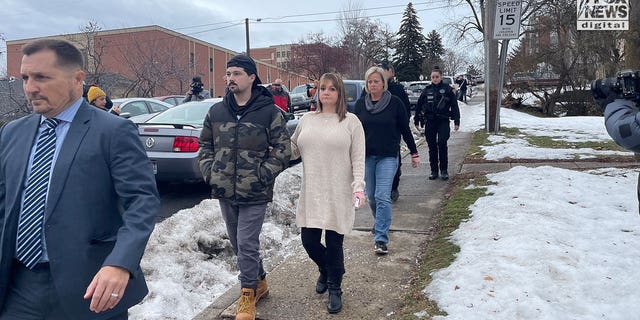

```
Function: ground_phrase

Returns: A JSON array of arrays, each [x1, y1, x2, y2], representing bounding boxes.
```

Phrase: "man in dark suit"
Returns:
[[0, 39, 160, 319]]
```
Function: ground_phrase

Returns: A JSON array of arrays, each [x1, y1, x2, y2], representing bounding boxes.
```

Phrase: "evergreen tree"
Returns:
[[393, 3, 428, 81], [422, 30, 445, 74]]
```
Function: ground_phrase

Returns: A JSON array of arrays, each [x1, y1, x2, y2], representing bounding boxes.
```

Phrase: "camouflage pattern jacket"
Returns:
[[198, 86, 291, 205]]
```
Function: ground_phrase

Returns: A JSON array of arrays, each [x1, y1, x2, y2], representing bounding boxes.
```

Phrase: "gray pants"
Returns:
[[218, 199, 267, 289]]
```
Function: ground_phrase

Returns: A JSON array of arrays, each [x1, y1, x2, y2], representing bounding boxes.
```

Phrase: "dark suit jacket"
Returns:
[[0, 101, 160, 319]]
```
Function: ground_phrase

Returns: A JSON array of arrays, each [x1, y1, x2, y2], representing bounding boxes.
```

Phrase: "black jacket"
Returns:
[[388, 81, 411, 117], [415, 81, 460, 126], [354, 94, 418, 158]]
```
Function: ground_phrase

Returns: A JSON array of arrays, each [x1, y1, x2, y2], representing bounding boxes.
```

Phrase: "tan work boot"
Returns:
[[235, 288, 256, 320], [256, 277, 269, 302]]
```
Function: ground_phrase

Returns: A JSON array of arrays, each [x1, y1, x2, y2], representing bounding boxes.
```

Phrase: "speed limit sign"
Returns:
[[493, 0, 522, 39]]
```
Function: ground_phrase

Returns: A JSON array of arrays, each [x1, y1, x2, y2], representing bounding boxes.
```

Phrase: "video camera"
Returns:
[[190, 76, 204, 95], [591, 70, 640, 104]]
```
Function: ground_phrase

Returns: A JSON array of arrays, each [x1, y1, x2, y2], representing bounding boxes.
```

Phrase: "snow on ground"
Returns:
[[129, 165, 302, 319], [423, 96, 640, 319], [457, 100, 633, 160]]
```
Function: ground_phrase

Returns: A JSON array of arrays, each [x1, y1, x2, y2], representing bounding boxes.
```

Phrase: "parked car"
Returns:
[[154, 95, 186, 106], [405, 81, 431, 109], [344, 80, 366, 112], [110, 98, 173, 119], [136, 98, 299, 184], [442, 76, 458, 93], [290, 84, 314, 112]]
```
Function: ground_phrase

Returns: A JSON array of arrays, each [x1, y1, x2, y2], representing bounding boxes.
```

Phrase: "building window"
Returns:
[[277, 52, 281, 58], [190, 53, 195, 69], [209, 58, 213, 72]]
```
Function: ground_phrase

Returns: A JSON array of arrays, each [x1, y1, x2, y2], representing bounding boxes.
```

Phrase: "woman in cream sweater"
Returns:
[[290, 73, 366, 314]]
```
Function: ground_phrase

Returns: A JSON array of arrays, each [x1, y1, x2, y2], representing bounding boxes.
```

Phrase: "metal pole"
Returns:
[[245, 18, 250, 57], [496, 39, 509, 131], [484, 0, 495, 132]]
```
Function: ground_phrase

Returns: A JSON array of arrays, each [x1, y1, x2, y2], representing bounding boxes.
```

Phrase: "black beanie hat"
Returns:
[[227, 55, 262, 85]]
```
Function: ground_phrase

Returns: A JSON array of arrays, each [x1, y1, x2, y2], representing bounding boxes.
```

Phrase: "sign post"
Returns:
[[493, 0, 522, 131]]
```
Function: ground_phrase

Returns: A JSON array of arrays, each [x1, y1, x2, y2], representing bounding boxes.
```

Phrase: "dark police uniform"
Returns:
[[414, 81, 460, 179]]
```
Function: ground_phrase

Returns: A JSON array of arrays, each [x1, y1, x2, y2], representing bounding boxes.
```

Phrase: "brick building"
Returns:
[[6, 25, 309, 98], [251, 44, 300, 88]]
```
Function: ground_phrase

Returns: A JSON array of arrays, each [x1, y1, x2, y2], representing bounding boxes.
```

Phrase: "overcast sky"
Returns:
[[0, 0, 476, 58]]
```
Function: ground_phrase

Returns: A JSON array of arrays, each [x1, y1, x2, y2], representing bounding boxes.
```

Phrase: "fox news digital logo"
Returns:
[[577, 0, 629, 30]]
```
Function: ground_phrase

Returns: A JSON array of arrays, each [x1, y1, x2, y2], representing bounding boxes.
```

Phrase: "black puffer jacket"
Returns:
[[198, 86, 291, 205]]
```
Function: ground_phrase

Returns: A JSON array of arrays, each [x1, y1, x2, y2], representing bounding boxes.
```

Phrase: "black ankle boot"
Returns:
[[429, 171, 438, 180], [440, 171, 449, 180], [316, 270, 328, 294], [327, 289, 342, 314]]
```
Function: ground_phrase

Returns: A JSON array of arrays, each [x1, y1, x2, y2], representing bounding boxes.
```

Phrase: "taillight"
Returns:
[[173, 136, 199, 152]]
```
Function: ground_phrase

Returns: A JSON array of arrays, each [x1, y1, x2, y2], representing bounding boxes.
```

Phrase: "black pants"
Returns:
[[425, 119, 451, 173], [300, 228, 345, 278], [392, 156, 401, 191]]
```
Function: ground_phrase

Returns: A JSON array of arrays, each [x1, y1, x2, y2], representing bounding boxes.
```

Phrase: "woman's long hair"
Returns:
[[317, 73, 347, 121]]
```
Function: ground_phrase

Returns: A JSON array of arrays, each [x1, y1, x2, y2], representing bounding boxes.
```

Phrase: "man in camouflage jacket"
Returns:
[[198, 55, 291, 320]]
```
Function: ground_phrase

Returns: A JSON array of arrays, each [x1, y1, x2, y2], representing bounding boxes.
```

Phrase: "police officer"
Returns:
[[414, 66, 460, 180]]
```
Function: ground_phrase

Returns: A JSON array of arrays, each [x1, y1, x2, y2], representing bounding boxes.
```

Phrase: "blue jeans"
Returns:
[[365, 156, 398, 244]]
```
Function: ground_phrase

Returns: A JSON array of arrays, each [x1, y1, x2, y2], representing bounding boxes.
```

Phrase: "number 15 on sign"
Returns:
[[494, 0, 523, 40]]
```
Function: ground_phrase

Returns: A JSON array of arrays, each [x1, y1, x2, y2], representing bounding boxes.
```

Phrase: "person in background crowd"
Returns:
[[198, 54, 291, 320], [354, 66, 419, 255], [87, 86, 120, 115], [291, 73, 366, 314], [269, 78, 291, 112], [182, 76, 211, 103], [83, 83, 113, 110], [0, 38, 159, 320], [415, 66, 460, 181], [455, 75, 469, 103], [308, 80, 319, 111], [377, 62, 411, 203]]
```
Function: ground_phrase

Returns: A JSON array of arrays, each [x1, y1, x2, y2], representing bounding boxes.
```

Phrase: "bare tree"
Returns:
[[506, 0, 625, 116], [624, 0, 639, 70], [0, 78, 30, 124], [440, 49, 469, 76], [338, 1, 392, 79], [115, 35, 190, 97], [289, 33, 349, 80], [67, 21, 106, 85]]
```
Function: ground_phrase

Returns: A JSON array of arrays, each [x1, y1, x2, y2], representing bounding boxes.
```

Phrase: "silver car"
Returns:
[[110, 97, 173, 119], [137, 98, 299, 184], [405, 81, 431, 109]]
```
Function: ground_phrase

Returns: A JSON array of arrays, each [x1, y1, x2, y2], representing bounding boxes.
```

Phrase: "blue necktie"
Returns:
[[16, 118, 60, 269]]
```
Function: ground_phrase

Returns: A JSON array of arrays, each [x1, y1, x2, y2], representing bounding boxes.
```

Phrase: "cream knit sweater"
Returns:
[[291, 112, 366, 235]]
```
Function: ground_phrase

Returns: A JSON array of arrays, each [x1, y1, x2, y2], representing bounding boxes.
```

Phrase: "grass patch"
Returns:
[[466, 125, 628, 163], [498, 127, 522, 135], [396, 174, 493, 319], [465, 131, 490, 161], [526, 135, 628, 152]]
